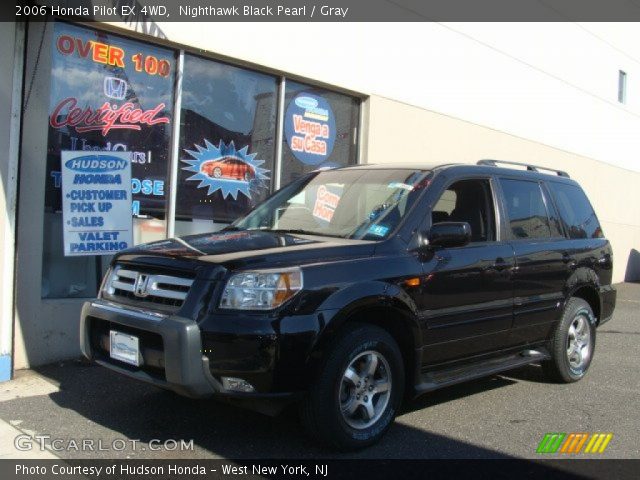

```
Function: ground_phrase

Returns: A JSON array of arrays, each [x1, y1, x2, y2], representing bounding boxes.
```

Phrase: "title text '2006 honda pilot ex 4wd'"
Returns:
[[80, 160, 616, 450]]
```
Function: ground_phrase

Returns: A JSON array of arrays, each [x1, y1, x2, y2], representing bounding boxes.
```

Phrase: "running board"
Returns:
[[415, 349, 550, 395]]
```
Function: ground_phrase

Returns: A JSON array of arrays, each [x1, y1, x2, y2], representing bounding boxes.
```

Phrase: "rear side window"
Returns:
[[499, 179, 551, 239], [549, 182, 603, 239]]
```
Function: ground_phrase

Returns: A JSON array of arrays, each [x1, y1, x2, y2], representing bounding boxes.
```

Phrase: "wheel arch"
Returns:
[[309, 295, 421, 396], [567, 284, 601, 324], [564, 267, 602, 324]]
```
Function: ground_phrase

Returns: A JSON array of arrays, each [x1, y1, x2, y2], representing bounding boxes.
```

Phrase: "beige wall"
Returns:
[[365, 95, 640, 284], [0, 22, 21, 378]]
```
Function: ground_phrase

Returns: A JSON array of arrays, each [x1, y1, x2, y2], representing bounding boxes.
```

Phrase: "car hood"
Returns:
[[114, 230, 377, 272]]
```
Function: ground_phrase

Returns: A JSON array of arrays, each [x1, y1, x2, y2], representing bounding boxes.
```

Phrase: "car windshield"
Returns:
[[230, 168, 431, 240]]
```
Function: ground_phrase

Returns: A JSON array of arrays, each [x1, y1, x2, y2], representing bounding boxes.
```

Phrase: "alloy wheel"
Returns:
[[338, 350, 392, 429], [567, 313, 591, 371]]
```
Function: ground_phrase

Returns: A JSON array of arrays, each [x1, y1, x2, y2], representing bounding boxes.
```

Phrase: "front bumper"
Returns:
[[81, 300, 325, 401], [81, 300, 225, 398]]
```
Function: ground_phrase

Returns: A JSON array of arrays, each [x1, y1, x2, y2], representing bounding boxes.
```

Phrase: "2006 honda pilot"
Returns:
[[81, 160, 616, 450]]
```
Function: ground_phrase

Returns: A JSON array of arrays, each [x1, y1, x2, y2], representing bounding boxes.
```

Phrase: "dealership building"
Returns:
[[0, 18, 639, 381]]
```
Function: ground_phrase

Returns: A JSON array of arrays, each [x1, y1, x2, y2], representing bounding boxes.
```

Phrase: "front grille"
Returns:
[[104, 265, 194, 310]]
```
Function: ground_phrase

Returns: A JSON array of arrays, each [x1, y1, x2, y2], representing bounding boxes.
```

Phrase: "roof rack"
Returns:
[[477, 159, 570, 178]]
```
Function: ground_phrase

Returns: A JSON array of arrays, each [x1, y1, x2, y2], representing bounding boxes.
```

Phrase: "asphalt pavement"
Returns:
[[0, 283, 638, 460]]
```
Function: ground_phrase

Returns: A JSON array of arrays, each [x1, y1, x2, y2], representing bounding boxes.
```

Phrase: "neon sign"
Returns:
[[49, 97, 170, 136]]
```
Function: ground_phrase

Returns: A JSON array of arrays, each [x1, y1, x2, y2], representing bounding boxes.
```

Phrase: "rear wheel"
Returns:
[[542, 297, 596, 383], [300, 323, 404, 450], [213, 167, 222, 178]]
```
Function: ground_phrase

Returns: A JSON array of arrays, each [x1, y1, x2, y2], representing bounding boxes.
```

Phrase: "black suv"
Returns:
[[80, 160, 616, 450]]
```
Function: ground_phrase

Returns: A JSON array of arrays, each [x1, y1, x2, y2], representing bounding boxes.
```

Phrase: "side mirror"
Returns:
[[426, 222, 471, 248]]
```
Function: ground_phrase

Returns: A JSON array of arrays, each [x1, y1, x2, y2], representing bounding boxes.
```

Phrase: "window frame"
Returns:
[[618, 70, 627, 104]]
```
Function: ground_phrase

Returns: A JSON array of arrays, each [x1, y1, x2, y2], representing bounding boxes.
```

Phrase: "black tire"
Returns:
[[542, 297, 596, 383], [300, 323, 404, 450]]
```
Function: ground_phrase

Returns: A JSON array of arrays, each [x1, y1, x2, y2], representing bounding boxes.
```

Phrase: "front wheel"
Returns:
[[300, 323, 404, 450], [542, 297, 596, 383]]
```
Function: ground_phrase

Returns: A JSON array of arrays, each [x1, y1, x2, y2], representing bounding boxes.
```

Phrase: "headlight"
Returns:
[[220, 268, 303, 310]]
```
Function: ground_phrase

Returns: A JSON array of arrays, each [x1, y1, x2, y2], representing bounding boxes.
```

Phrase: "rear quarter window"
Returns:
[[499, 178, 552, 239], [549, 182, 603, 239]]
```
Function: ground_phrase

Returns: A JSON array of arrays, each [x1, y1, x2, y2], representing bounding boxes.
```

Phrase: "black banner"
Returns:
[[11, 0, 640, 22], [2, 459, 640, 480]]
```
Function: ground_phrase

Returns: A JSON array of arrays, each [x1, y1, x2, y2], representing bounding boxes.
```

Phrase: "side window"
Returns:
[[432, 189, 456, 220], [549, 182, 603, 239], [432, 179, 495, 242], [499, 179, 551, 239]]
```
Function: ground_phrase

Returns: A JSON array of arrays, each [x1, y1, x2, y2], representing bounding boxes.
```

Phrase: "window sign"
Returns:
[[284, 93, 336, 165], [61, 151, 132, 256], [280, 81, 360, 186], [181, 139, 270, 200], [312, 184, 342, 223]]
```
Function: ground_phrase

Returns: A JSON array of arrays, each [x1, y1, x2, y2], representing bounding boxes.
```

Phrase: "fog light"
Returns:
[[221, 377, 255, 393]]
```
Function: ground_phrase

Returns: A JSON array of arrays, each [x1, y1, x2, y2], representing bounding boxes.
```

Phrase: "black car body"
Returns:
[[80, 160, 616, 449]]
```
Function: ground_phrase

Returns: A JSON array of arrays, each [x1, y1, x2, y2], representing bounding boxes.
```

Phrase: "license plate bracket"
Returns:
[[109, 330, 140, 367]]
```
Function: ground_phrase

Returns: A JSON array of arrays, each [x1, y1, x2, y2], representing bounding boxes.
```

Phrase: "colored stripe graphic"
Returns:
[[537, 433, 613, 454], [584, 433, 613, 453], [537, 433, 566, 453], [559, 433, 588, 453]]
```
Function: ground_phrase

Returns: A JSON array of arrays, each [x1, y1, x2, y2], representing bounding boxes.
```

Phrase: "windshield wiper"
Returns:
[[221, 225, 244, 232], [265, 228, 345, 238]]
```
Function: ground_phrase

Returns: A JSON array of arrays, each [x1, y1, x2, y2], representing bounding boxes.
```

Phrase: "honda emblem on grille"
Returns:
[[134, 273, 150, 297], [103, 76, 128, 100]]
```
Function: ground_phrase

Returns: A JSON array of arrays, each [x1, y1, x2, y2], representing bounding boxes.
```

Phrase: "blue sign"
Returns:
[[284, 93, 336, 166], [64, 155, 129, 173], [61, 151, 133, 256]]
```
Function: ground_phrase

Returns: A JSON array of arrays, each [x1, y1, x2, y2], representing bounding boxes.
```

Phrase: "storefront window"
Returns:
[[281, 81, 360, 186], [175, 55, 278, 236], [43, 22, 176, 298], [37, 23, 360, 299]]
